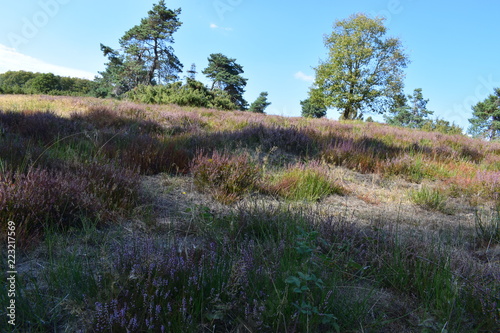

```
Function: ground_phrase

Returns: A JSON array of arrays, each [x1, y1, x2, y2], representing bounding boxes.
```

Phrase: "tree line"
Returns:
[[0, 71, 98, 96]]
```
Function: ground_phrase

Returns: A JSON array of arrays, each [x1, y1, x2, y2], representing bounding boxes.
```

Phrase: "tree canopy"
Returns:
[[0, 70, 96, 96], [301, 98, 327, 118], [385, 88, 433, 128], [202, 53, 248, 110], [310, 13, 409, 120], [468, 88, 500, 140], [249, 92, 271, 113], [98, 1, 182, 96]]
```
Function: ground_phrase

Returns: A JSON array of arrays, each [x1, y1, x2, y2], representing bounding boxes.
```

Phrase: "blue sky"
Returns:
[[1, 0, 499, 130]]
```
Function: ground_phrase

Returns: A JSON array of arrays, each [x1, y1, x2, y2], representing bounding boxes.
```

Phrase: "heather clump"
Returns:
[[0, 163, 139, 246], [99, 132, 190, 175], [191, 151, 260, 203], [92, 237, 272, 332], [229, 123, 317, 156], [72, 105, 164, 135], [0, 110, 82, 144]]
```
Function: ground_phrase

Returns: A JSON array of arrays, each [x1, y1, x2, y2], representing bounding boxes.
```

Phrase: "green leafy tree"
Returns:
[[310, 13, 409, 120], [98, 1, 182, 95], [202, 53, 248, 110], [468, 88, 500, 140], [0, 70, 36, 93], [301, 98, 327, 118], [385, 88, 433, 128], [25, 73, 61, 94], [249, 92, 271, 113]]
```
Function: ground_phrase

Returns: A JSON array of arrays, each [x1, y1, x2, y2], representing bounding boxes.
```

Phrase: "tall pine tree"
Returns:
[[98, 1, 183, 95], [202, 53, 248, 110]]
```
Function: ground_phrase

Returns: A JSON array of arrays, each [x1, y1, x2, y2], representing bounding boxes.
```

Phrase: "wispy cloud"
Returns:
[[209, 23, 233, 31], [0, 44, 95, 79], [294, 71, 314, 83]]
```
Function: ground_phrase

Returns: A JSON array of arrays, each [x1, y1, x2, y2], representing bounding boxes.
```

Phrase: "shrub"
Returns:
[[191, 151, 260, 203], [126, 80, 238, 110]]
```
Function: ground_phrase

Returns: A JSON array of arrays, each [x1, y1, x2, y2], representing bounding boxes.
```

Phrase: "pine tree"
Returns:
[[202, 53, 248, 110], [468, 88, 500, 140], [249, 92, 271, 113], [385, 88, 433, 128], [301, 98, 327, 118], [98, 1, 183, 95]]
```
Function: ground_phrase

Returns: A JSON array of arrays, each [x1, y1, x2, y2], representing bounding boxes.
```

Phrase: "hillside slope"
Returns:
[[0, 95, 499, 332]]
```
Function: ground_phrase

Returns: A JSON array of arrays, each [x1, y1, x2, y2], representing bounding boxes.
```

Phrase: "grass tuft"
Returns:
[[267, 162, 345, 201], [409, 186, 448, 212]]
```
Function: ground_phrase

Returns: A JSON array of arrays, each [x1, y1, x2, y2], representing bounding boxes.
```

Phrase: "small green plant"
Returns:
[[285, 229, 341, 332], [474, 208, 500, 246], [409, 186, 448, 212]]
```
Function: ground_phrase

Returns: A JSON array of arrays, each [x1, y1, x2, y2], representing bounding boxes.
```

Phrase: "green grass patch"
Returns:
[[267, 163, 345, 201], [409, 186, 448, 212]]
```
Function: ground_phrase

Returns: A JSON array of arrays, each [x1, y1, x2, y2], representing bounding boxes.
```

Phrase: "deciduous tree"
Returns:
[[310, 13, 409, 120]]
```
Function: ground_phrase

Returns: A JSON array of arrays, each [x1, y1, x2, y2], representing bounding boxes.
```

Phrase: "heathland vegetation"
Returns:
[[0, 94, 499, 332], [0, 1, 500, 332]]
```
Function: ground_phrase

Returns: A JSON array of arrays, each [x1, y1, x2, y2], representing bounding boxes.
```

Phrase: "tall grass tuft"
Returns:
[[409, 186, 448, 212], [267, 162, 345, 201]]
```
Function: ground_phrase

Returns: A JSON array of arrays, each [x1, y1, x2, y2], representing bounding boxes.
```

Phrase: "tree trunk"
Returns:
[[148, 39, 159, 85]]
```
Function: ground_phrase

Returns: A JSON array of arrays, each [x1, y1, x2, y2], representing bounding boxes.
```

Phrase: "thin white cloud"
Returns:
[[294, 71, 314, 83], [0, 44, 95, 79], [209, 23, 233, 31]]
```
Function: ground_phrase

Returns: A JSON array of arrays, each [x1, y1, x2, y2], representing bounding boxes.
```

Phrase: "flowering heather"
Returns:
[[191, 150, 260, 203], [0, 163, 139, 246], [93, 238, 268, 332], [0, 110, 83, 144]]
